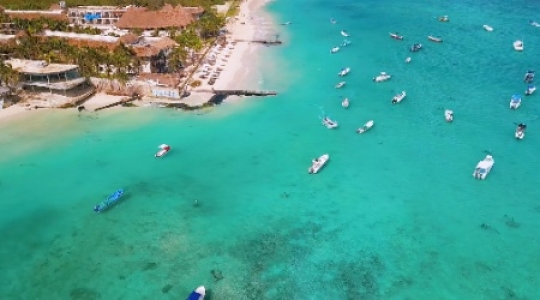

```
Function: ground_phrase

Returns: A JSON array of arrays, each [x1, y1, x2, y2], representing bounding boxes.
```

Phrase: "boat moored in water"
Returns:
[[155, 144, 171, 157], [524, 71, 534, 83], [529, 20, 540, 27], [322, 116, 339, 129], [483, 25, 493, 31], [428, 35, 443, 43], [445, 109, 454, 122], [308, 154, 329, 174], [338, 67, 350, 76], [342, 98, 349, 108], [335, 81, 346, 88], [514, 40, 523, 51], [356, 120, 374, 134], [473, 155, 494, 180], [94, 189, 125, 213], [515, 123, 527, 140], [341, 30, 350, 37], [509, 94, 522, 109], [392, 91, 406, 104], [525, 84, 536, 95], [439, 15, 449, 22], [186, 286, 206, 300], [330, 46, 340, 53], [410, 43, 422, 52], [389, 32, 404, 40], [373, 72, 391, 82], [405, 57, 412, 63]]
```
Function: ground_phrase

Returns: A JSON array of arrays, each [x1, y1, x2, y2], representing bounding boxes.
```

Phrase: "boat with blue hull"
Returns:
[[94, 189, 124, 212], [186, 286, 206, 300]]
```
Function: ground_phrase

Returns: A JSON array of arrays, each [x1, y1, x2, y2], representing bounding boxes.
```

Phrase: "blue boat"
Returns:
[[186, 286, 206, 300], [94, 189, 124, 212]]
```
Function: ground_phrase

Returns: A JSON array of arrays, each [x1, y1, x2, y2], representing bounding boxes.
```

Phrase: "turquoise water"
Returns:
[[2, 0, 540, 299]]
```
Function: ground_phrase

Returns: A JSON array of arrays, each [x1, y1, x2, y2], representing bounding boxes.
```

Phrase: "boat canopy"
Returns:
[[187, 291, 203, 300], [528, 84, 535, 88], [512, 95, 521, 100]]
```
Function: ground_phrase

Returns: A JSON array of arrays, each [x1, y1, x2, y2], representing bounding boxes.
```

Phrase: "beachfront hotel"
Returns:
[[3, 59, 95, 106]]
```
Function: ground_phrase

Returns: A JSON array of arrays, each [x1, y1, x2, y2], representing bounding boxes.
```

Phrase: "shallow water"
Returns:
[[1, 0, 540, 299]]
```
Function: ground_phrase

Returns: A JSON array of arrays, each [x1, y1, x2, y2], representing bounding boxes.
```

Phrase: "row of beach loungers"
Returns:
[[197, 42, 237, 85]]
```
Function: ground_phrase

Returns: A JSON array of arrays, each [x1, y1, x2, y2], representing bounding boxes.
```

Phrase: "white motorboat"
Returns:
[[322, 116, 338, 129], [373, 72, 391, 82], [335, 81, 346, 89], [342, 98, 349, 108], [525, 84, 536, 95], [524, 71, 534, 83], [515, 123, 527, 140], [405, 57, 412, 63], [515, 123, 526, 140], [483, 25, 493, 31], [308, 154, 329, 174], [509, 94, 521, 109], [428, 35, 443, 43], [331, 46, 340, 53], [155, 144, 171, 158], [529, 20, 540, 27], [392, 91, 406, 103], [338, 67, 350, 77], [341, 30, 350, 37], [444, 109, 454, 122], [186, 286, 206, 300], [356, 120, 374, 134], [513, 40, 523, 51], [389, 32, 404, 40], [473, 155, 494, 180]]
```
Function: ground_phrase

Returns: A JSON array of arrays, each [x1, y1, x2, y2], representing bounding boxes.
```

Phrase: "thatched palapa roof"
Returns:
[[116, 5, 203, 30]]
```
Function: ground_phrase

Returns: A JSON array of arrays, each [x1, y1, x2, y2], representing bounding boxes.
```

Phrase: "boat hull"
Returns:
[[308, 154, 330, 174], [472, 156, 494, 180]]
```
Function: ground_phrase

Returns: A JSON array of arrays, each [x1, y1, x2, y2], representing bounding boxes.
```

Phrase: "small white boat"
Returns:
[[524, 71, 534, 83], [373, 72, 391, 82], [515, 123, 526, 140], [342, 98, 349, 108], [514, 40, 523, 51], [444, 109, 454, 122], [525, 85, 536, 95], [338, 67, 350, 77], [439, 15, 449, 22], [473, 155, 495, 180], [509, 94, 521, 109], [405, 57, 412, 63], [529, 20, 540, 27], [186, 286, 205, 300], [322, 116, 338, 129], [341, 30, 350, 37], [389, 32, 404, 40], [331, 46, 340, 53], [483, 25, 493, 31], [356, 120, 374, 134], [335, 81, 346, 89], [155, 144, 171, 158], [410, 43, 422, 52], [428, 35, 443, 43], [308, 154, 329, 174], [392, 91, 406, 103]]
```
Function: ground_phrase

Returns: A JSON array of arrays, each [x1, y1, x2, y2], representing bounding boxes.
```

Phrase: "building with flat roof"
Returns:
[[2, 4, 68, 22], [4, 59, 95, 106]]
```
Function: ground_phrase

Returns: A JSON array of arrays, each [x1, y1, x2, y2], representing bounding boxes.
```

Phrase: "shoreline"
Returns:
[[0, 0, 279, 123]]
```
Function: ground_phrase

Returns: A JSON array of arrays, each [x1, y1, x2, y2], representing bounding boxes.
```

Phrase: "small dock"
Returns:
[[200, 89, 278, 97], [235, 39, 283, 45], [92, 94, 141, 111]]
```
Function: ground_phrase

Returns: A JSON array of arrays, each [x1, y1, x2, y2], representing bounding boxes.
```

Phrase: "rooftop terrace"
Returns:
[[5, 59, 78, 75]]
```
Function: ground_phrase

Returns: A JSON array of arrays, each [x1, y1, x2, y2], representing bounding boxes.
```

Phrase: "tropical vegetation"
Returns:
[[0, 1, 229, 81], [0, 0, 226, 10]]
